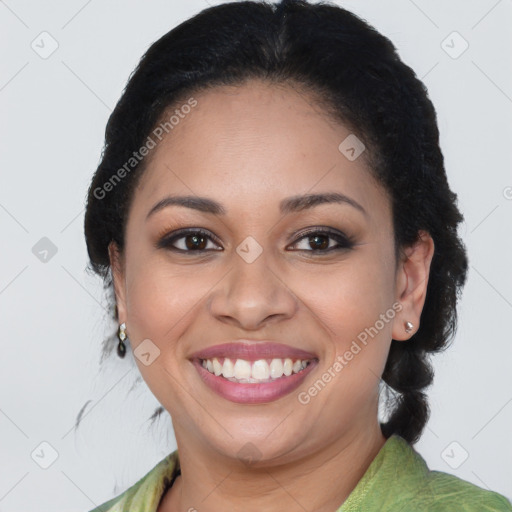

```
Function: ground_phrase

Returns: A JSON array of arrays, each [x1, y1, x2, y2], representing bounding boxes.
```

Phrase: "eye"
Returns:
[[156, 228, 222, 253], [288, 228, 354, 253]]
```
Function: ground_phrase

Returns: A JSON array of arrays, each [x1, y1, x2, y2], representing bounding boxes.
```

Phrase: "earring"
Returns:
[[117, 322, 127, 358], [404, 321, 414, 334]]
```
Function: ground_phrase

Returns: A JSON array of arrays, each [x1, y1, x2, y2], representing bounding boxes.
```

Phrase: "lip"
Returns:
[[192, 358, 318, 404], [189, 340, 318, 404], [189, 341, 317, 361]]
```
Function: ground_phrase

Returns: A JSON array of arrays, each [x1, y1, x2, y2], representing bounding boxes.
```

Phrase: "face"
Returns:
[[110, 79, 432, 465]]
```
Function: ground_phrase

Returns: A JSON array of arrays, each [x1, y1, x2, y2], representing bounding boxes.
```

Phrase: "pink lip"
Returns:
[[188, 341, 318, 404], [189, 341, 317, 361], [192, 358, 318, 404]]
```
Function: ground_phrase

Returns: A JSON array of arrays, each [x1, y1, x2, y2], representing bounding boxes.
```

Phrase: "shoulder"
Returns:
[[343, 435, 512, 512], [86, 450, 180, 512], [422, 469, 512, 511], [391, 436, 512, 511]]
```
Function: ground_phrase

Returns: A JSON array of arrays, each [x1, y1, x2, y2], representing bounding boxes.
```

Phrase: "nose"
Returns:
[[207, 244, 298, 331]]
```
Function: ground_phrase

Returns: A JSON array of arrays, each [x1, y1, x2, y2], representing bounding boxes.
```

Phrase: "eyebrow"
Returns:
[[145, 192, 368, 220]]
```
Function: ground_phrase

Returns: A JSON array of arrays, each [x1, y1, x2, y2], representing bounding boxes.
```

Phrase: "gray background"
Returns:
[[1, 0, 511, 510]]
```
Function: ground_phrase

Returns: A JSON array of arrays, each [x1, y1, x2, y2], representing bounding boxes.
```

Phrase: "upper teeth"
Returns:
[[201, 357, 311, 382]]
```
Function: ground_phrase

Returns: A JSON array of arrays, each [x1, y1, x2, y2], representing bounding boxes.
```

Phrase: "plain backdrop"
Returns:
[[1, 1, 511, 510]]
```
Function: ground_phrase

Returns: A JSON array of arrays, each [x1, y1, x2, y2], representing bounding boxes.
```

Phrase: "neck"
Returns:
[[160, 422, 387, 512]]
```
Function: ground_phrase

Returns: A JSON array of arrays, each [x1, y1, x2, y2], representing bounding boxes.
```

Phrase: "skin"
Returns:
[[109, 79, 434, 512]]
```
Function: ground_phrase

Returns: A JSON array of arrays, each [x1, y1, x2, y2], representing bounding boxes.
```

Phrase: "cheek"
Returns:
[[124, 260, 194, 346], [123, 264, 198, 407], [123, 256, 225, 358], [293, 249, 396, 400], [295, 250, 395, 336]]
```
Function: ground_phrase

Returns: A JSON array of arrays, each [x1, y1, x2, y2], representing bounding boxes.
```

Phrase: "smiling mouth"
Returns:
[[199, 357, 314, 383]]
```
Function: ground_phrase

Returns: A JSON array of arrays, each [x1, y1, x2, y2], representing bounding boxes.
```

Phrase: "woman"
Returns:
[[82, 0, 512, 510]]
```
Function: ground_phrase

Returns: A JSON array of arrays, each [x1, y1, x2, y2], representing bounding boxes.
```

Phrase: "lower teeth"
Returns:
[[226, 376, 275, 383]]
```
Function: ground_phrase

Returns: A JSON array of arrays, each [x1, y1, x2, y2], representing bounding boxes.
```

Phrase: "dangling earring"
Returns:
[[117, 322, 127, 358], [404, 321, 414, 334]]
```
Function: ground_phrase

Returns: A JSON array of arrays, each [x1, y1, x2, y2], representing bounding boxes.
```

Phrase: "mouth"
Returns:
[[189, 341, 319, 404]]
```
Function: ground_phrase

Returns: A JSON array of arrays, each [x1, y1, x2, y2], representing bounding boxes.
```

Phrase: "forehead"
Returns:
[[131, 79, 388, 220]]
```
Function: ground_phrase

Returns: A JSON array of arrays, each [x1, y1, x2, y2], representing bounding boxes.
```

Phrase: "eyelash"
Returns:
[[155, 227, 354, 255]]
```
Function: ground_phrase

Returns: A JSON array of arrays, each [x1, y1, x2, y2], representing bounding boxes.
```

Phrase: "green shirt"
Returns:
[[88, 434, 512, 511]]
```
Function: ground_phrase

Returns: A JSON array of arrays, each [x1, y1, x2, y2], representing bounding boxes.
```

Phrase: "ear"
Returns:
[[108, 241, 127, 324], [392, 230, 435, 341]]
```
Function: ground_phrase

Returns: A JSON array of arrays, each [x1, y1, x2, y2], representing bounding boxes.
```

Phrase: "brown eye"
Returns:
[[156, 229, 222, 253], [289, 228, 354, 253], [184, 233, 208, 250], [307, 234, 330, 250]]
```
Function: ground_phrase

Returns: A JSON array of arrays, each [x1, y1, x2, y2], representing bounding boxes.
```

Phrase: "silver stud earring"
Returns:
[[404, 321, 414, 333], [117, 322, 127, 358]]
